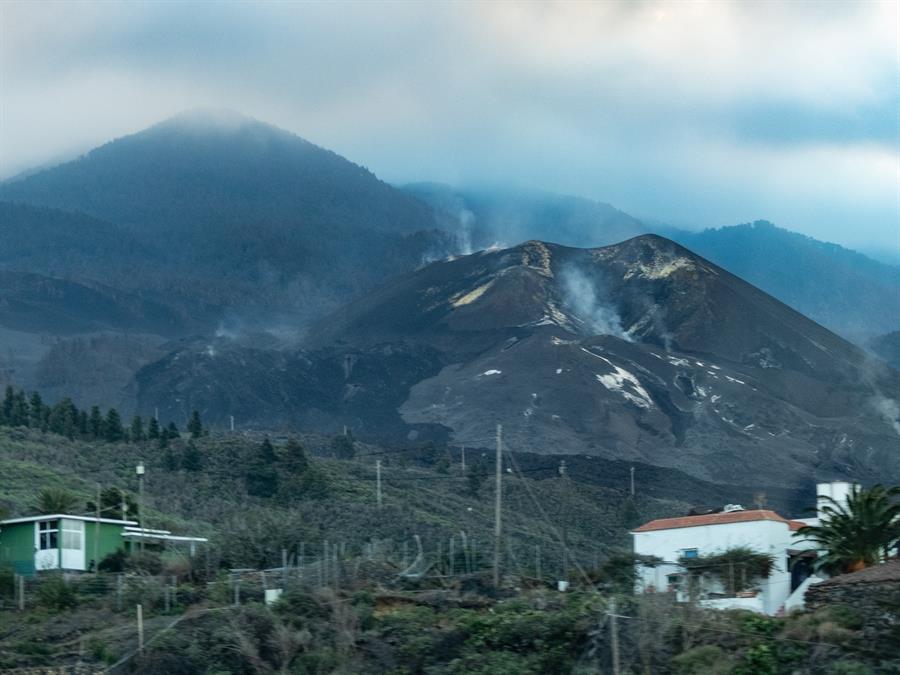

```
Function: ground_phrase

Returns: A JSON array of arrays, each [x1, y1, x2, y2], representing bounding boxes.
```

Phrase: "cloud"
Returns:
[[0, 0, 897, 251]]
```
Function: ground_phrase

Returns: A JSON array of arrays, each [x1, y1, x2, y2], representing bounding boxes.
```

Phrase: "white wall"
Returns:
[[817, 481, 856, 520], [634, 519, 800, 615]]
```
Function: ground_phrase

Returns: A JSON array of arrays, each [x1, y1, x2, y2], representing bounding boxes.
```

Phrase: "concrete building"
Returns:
[[632, 481, 855, 615], [0, 513, 207, 575]]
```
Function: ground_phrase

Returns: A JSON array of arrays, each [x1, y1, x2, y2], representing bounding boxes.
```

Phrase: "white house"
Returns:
[[632, 481, 855, 615]]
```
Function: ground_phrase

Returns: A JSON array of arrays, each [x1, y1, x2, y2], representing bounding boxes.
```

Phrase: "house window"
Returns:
[[38, 521, 58, 550], [682, 548, 699, 559], [61, 520, 83, 550]]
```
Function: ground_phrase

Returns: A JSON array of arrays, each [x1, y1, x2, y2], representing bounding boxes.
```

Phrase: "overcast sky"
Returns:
[[1, 1, 898, 255]]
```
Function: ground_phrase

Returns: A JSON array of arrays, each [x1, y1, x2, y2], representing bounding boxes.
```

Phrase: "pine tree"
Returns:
[[29, 392, 44, 427], [187, 410, 203, 439], [129, 416, 145, 442], [246, 437, 279, 498], [166, 422, 180, 440], [158, 431, 169, 450], [147, 417, 160, 440], [103, 408, 124, 442], [277, 438, 329, 501], [282, 438, 309, 474], [48, 399, 78, 438], [88, 406, 103, 438], [182, 440, 202, 472], [1, 385, 14, 425], [162, 443, 177, 470], [11, 390, 29, 428], [331, 433, 356, 459]]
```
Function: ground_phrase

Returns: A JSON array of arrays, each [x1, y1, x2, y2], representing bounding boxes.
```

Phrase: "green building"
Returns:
[[0, 514, 207, 575]]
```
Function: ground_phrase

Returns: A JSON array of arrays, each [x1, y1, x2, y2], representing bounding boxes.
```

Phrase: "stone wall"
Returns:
[[805, 581, 900, 633]]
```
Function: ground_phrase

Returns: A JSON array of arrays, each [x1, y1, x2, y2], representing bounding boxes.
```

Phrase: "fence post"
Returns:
[[137, 604, 144, 655], [17, 574, 24, 611], [116, 574, 123, 611], [449, 536, 455, 577]]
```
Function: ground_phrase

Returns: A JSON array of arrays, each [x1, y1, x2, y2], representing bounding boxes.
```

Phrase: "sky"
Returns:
[[1, 0, 898, 256]]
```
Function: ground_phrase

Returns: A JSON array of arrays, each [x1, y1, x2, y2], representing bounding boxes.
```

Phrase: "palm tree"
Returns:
[[36, 487, 78, 514], [796, 484, 900, 574]]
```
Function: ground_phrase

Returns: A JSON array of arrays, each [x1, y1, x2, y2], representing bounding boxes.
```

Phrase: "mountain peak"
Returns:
[[142, 108, 295, 142]]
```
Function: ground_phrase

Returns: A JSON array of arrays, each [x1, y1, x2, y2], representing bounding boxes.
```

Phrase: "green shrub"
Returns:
[[827, 661, 875, 675], [36, 573, 77, 610], [671, 645, 732, 675], [0, 565, 13, 600], [822, 604, 864, 631]]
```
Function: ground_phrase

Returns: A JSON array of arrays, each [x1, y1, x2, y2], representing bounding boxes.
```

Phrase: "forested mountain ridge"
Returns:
[[0, 110, 455, 314], [670, 221, 900, 341]]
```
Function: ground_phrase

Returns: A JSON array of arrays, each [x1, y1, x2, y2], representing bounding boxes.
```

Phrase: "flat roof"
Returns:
[[1, 514, 139, 526], [124, 526, 172, 535], [632, 509, 801, 533], [121, 531, 208, 543]]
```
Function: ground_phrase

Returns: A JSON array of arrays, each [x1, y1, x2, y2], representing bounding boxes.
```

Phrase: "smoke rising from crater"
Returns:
[[560, 266, 630, 340]]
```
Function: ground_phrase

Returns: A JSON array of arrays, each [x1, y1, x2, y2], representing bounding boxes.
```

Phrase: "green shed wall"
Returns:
[[84, 521, 127, 568], [0, 522, 36, 575]]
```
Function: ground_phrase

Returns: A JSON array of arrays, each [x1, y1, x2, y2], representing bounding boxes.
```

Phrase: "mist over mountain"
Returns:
[[0, 110, 453, 317], [405, 182, 647, 253], [0, 111, 456, 407]]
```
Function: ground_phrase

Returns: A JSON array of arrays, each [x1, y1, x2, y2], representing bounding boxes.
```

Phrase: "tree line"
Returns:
[[0, 384, 206, 446]]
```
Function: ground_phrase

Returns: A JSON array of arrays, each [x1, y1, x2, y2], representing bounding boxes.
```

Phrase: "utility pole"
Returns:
[[630, 466, 635, 497], [559, 459, 569, 581], [136, 462, 145, 553], [609, 598, 621, 675], [493, 424, 503, 587], [376, 459, 383, 508], [94, 483, 101, 572]]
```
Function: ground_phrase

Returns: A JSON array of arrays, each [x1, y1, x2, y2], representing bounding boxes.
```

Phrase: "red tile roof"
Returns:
[[632, 509, 793, 533]]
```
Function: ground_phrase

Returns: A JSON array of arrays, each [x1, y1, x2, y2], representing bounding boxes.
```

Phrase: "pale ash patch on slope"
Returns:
[[623, 255, 696, 280], [450, 279, 495, 308], [580, 347, 653, 409]]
